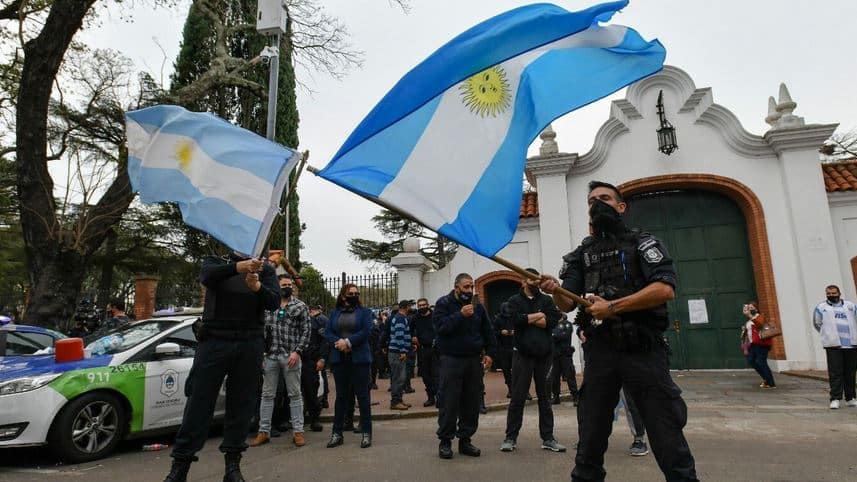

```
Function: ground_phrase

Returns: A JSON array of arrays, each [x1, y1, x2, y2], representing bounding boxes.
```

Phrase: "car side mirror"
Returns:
[[154, 342, 181, 358]]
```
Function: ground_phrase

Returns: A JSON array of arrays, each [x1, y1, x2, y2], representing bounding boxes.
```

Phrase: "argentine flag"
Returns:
[[126, 105, 300, 256], [318, 0, 665, 257]]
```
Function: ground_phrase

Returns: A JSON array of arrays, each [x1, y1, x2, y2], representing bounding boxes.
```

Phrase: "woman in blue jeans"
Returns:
[[743, 301, 776, 388], [325, 283, 374, 448]]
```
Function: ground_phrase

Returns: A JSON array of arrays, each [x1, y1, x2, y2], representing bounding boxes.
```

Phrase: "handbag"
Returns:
[[758, 320, 782, 340]]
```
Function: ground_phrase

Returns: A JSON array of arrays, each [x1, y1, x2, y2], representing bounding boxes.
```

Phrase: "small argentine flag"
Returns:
[[125, 105, 300, 256], [318, 0, 665, 257]]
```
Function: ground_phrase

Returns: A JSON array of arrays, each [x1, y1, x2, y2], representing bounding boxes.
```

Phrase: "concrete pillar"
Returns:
[[391, 237, 432, 302], [134, 274, 160, 320], [526, 154, 576, 278], [766, 122, 839, 368]]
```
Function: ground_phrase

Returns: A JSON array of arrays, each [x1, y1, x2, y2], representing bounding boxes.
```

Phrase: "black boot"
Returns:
[[459, 439, 481, 457], [163, 457, 192, 482], [438, 439, 453, 459], [309, 418, 323, 432], [479, 394, 488, 414], [223, 452, 245, 482]]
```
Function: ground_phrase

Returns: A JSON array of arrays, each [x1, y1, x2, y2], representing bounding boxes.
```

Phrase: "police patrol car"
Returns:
[[0, 309, 225, 462]]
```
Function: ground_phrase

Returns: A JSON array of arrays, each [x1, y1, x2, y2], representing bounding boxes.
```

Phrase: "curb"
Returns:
[[318, 394, 574, 423], [781, 371, 828, 382]]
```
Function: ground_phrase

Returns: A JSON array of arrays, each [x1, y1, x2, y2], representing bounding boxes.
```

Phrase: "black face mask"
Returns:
[[827, 296, 841, 304], [345, 295, 360, 306], [458, 292, 472, 303], [418, 308, 429, 315], [589, 199, 623, 235], [527, 283, 541, 295], [281, 287, 293, 299]]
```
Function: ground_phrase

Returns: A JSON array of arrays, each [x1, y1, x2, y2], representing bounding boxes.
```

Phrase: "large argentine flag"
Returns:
[[126, 105, 300, 256], [318, 1, 665, 257]]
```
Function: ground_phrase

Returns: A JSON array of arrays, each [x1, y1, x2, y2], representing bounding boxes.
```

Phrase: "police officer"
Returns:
[[433, 273, 496, 460], [164, 252, 279, 482], [540, 181, 698, 482], [494, 301, 516, 398], [304, 304, 330, 432], [411, 298, 440, 407], [550, 314, 578, 406]]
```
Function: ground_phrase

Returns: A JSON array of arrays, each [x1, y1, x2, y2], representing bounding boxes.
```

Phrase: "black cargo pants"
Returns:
[[572, 335, 698, 482]]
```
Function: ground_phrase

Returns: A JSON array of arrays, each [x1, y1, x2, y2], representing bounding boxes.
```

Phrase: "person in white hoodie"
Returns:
[[812, 285, 857, 409]]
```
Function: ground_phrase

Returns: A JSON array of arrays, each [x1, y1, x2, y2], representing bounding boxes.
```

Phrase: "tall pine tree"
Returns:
[[170, 0, 303, 268]]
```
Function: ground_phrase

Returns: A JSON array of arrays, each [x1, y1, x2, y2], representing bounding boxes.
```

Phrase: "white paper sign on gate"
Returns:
[[688, 299, 709, 325]]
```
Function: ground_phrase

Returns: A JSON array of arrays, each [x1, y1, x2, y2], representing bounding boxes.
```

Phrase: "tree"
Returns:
[[348, 209, 458, 269], [297, 263, 335, 311], [4, 0, 409, 328]]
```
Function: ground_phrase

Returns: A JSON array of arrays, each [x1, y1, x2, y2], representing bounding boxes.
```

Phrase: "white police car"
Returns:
[[0, 309, 226, 462]]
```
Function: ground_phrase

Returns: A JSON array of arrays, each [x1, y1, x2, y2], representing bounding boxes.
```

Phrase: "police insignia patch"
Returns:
[[644, 247, 663, 263]]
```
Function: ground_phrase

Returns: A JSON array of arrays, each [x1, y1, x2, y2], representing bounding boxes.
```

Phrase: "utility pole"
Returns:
[[257, 0, 289, 260]]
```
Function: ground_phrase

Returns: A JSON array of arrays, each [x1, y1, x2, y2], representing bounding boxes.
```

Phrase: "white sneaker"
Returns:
[[846, 399, 857, 408], [829, 399, 841, 409]]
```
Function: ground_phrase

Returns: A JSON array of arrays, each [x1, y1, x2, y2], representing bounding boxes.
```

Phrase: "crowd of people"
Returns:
[[155, 179, 857, 482]]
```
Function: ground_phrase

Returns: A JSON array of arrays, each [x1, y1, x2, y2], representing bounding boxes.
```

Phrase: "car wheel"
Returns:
[[49, 391, 127, 463]]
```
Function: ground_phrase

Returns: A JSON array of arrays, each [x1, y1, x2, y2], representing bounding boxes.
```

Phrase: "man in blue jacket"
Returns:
[[433, 273, 496, 460]]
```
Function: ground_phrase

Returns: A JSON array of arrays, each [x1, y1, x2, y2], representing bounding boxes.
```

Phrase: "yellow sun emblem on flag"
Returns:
[[174, 140, 194, 172], [459, 66, 511, 118]]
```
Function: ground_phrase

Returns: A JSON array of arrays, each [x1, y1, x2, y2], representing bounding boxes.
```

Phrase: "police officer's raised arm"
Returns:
[[540, 247, 585, 313]]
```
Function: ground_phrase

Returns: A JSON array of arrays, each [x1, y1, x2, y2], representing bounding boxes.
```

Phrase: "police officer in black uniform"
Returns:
[[163, 252, 279, 482], [540, 181, 698, 482], [550, 314, 578, 406], [303, 304, 330, 432], [494, 301, 516, 398]]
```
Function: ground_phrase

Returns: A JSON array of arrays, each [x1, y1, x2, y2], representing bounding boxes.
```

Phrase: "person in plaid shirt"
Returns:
[[250, 275, 311, 448]]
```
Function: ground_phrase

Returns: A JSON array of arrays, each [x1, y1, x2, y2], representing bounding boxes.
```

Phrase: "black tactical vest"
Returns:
[[581, 229, 667, 350]]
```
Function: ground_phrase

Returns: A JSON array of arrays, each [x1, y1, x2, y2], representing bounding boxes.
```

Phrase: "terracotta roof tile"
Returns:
[[520, 191, 538, 218], [822, 159, 857, 192]]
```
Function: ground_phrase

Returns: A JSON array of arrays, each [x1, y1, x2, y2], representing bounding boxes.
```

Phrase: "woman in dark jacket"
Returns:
[[324, 283, 374, 448]]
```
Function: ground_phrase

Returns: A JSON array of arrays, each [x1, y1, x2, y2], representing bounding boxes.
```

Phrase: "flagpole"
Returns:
[[305, 165, 591, 308]]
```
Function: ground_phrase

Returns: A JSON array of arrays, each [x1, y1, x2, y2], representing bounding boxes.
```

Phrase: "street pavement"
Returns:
[[1, 370, 856, 481]]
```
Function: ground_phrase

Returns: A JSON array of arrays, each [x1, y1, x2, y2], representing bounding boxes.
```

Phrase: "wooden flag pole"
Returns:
[[306, 164, 591, 308]]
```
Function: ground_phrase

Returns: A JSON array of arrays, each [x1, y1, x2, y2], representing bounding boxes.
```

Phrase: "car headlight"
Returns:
[[0, 373, 62, 396]]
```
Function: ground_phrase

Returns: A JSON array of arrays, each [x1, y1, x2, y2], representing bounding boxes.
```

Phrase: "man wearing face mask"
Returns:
[[433, 273, 496, 460], [411, 298, 439, 407], [250, 275, 311, 448], [539, 181, 698, 482], [500, 269, 566, 454], [812, 285, 857, 409]]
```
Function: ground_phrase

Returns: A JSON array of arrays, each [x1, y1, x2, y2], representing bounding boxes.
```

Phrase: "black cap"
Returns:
[[398, 300, 412, 309], [525, 268, 540, 276]]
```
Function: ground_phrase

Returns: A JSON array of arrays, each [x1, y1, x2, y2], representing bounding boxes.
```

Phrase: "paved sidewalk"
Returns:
[[320, 370, 581, 421]]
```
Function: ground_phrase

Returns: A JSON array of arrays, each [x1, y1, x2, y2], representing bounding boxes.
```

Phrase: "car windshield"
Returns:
[[85, 320, 177, 356]]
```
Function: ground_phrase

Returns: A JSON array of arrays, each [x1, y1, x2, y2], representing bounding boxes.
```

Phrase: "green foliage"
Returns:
[[348, 209, 458, 268], [297, 263, 335, 311], [0, 155, 25, 316]]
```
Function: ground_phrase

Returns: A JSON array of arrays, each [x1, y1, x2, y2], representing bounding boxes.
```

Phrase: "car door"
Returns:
[[132, 326, 200, 431]]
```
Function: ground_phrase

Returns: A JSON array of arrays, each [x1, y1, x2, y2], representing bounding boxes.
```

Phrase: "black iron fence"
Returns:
[[317, 272, 398, 313]]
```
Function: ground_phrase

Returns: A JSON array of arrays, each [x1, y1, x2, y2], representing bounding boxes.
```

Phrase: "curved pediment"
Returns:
[[573, 65, 776, 174]]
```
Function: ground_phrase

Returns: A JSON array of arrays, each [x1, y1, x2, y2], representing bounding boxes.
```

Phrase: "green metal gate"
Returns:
[[623, 190, 755, 369]]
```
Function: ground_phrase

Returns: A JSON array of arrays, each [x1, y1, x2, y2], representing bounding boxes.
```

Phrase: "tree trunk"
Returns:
[[16, 0, 98, 327], [25, 249, 88, 330], [97, 229, 118, 306]]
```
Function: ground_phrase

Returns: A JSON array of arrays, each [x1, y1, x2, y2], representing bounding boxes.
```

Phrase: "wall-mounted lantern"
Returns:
[[656, 90, 678, 155]]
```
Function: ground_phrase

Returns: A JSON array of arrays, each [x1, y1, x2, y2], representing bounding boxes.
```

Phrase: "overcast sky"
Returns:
[[80, 0, 857, 278]]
